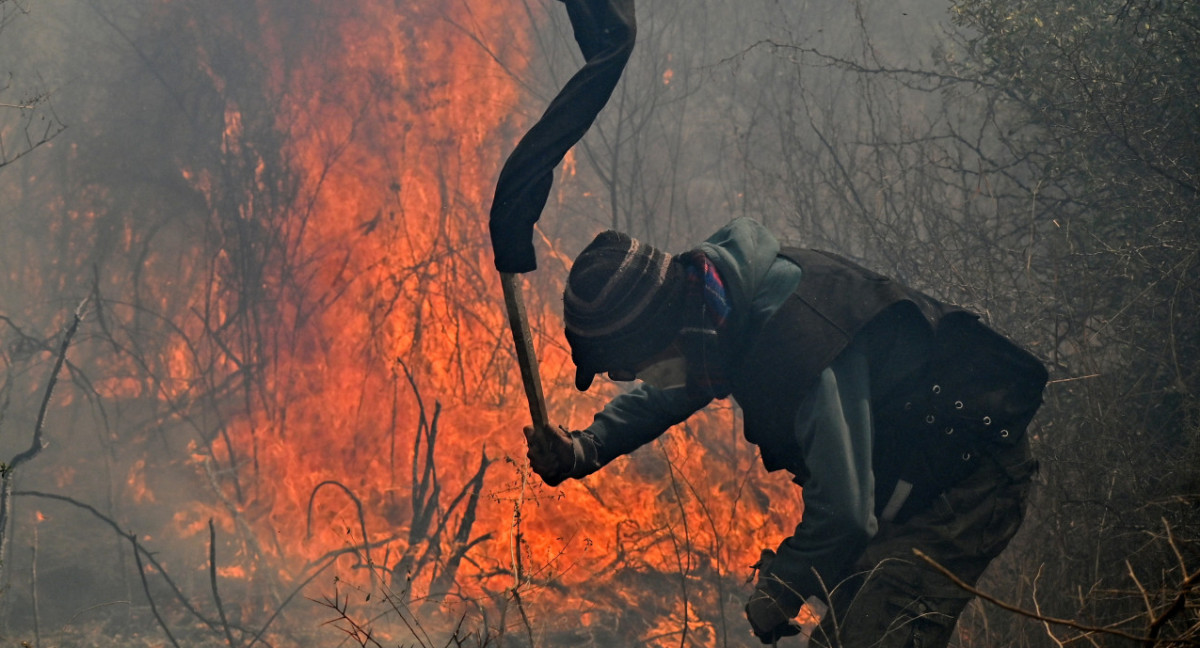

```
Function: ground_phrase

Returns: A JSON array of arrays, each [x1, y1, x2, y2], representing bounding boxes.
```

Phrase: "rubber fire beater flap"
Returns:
[[488, 0, 636, 274]]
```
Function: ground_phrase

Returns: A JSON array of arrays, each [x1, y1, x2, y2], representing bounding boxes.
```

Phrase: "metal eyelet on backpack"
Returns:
[[1000, 429, 1010, 438], [962, 451, 972, 461], [982, 416, 992, 425], [904, 402, 913, 411], [931, 384, 941, 394], [945, 427, 954, 435], [954, 400, 964, 410], [925, 414, 935, 424]]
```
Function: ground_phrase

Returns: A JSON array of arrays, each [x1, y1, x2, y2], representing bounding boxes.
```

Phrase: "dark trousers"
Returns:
[[813, 437, 1037, 647]]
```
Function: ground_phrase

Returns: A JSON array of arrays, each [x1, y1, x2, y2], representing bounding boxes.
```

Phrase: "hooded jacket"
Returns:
[[568, 217, 1045, 604]]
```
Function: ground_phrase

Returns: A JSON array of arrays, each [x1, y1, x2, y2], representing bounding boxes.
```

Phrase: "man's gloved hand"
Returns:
[[522, 424, 577, 486], [746, 591, 802, 644], [745, 549, 803, 644]]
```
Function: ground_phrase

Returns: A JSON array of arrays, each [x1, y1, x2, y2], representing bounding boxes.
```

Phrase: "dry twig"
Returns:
[[913, 548, 1190, 645], [0, 298, 88, 575]]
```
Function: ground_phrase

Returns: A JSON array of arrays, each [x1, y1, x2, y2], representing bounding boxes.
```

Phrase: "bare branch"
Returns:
[[209, 518, 241, 647], [914, 548, 1159, 644]]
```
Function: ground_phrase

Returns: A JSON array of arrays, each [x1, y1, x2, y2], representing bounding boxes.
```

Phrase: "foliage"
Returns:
[[952, 0, 1198, 199], [941, 0, 1200, 643]]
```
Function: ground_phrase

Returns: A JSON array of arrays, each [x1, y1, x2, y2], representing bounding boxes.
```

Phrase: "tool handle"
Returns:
[[500, 272, 550, 429]]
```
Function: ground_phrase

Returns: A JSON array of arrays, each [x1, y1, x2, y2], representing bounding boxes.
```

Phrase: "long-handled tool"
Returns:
[[500, 272, 549, 430], [487, 1, 635, 435]]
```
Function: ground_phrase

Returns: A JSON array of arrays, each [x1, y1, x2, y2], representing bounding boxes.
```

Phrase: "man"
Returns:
[[524, 217, 1046, 646]]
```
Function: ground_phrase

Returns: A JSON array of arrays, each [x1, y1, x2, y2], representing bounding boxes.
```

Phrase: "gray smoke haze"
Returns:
[[1, 0, 1196, 645]]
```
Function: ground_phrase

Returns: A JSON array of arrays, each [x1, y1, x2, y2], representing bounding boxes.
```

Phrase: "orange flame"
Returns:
[[141, 0, 802, 640]]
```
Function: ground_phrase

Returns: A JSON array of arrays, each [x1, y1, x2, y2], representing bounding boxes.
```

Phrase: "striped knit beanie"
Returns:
[[564, 230, 687, 391]]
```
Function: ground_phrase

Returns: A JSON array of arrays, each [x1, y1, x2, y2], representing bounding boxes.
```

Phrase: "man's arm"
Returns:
[[526, 384, 709, 484], [750, 341, 878, 629]]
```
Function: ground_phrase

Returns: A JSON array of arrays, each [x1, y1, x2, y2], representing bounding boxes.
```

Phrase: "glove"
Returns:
[[746, 591, 802, 644], [745, 549, 803, 644], [523, 424, 577, 486]]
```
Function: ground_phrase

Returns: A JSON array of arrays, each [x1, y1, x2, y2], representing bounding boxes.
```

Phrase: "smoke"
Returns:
[[13, 0, 1174, 645]]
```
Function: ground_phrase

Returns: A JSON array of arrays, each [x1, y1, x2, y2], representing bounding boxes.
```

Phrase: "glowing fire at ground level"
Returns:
[[0, 0, 802, 645]]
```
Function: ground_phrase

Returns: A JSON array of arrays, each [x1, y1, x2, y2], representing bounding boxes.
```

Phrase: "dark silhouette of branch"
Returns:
[[425, 448, 495, 602], [14, 490, 220, 638], [0, 298, 88, 576], [302, 533, 405, 574], [17, 488, 316, 648], [246, 554, 339, 648], [209, 518, 241, 647], [913, 548, 1156, 644], [395, 360, 444, 571], [722, 39, 999, 93], [1145, 519, 1200, 645], [131, 530, 182, 648], [305, 479, 374, 585], [10, 491, 193, 646], [0, 80, 66, 170], [7, 297, 87, 470], [311, 583, 385, 648]]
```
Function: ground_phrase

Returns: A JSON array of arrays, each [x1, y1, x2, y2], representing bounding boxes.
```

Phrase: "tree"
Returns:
[[942, 1, 1200, 643]]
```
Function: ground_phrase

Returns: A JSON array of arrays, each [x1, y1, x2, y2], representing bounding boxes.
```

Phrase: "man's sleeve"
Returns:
[[758, 340, 878, 607], [570, 384, 710, 478]]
